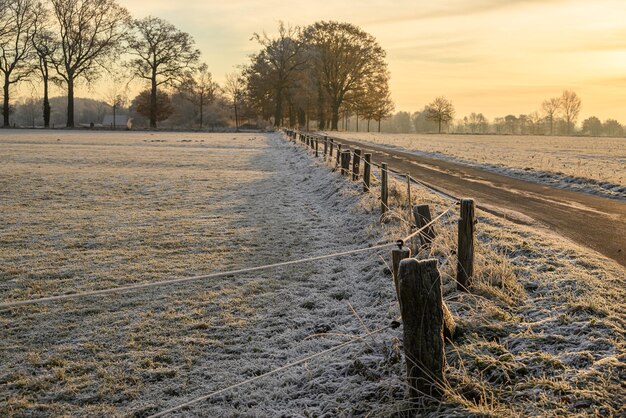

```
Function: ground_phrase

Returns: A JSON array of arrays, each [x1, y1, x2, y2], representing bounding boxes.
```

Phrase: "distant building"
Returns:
[[102, 114, 132, 129]]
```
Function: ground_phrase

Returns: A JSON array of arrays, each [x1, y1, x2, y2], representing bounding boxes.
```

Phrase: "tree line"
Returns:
[[0, 0, 392, 130]]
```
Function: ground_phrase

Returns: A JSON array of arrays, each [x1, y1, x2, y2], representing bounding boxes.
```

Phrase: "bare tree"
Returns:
[[32, 26, 57, 128], [224, 72, 244, 131], [182, 63, 218, 129], [426, 96, 455, 133], [302, 21, 390, 131], [127, 16, 200, 129], [0, 0, 42, 127], [248, 22, 307, 128], [541, 97, 561, 135], [49, 0, 130, 127], [561, 90, 581, 135]]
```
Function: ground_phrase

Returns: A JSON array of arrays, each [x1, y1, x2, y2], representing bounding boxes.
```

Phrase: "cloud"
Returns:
[[364, 0, 567, 25]]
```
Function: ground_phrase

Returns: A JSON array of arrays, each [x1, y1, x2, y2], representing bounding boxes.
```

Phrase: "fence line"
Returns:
[[0, 241, 397, 309]]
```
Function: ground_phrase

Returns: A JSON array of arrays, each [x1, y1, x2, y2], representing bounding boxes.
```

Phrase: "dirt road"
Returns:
[[328, 135, 626, 269]]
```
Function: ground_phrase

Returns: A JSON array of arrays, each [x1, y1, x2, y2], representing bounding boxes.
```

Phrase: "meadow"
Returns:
[[333, 132, 626, 199], [1, 130, 624, 416]]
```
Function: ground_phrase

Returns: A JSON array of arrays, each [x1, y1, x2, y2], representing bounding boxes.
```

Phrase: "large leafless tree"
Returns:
[[302, 21, 389, 131], [561, 90, 581, 135], [49, 0, 130, 127], [248, 22, 307, 127], [541, 97, 561, 135], [128, 16, 200, 129], [0, 0, 42, 127], [32, 26, 57, 128]]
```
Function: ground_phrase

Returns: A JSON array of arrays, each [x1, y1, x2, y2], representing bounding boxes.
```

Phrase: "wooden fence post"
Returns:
[[341, 150, 351, 176], [398, 258, 446, 401], [406, 174, 412, 219], [381, 162, 388, 214], [392, 247, 411, 305], [336, 144, 342, 167], [329, 138, 334, 159], [306, 135, 310, 147], [413, 204, 436, 247], [352, 149, 361, 181], [323, 136, 328, 158], [363, 153, 372, 192], [457, 198, 475, 291], [315, 138, 319, 157]]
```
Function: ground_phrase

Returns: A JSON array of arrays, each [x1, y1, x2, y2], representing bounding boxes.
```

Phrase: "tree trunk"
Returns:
[[112, 104, 116, 130], [438, 118, 442, 134], [331, 101, 340, 131], [150, 75, 157, 129], [199, 95, 203, 129], [367, 119, 370, 132], [67, 75, 75, 128], [356, 113, 359, 132], [43, 77, 50, 128], [234, 102, 239, 131], [378, 119, 381, 133], [2, 77, 9, 127], [274, 88, 282, 127]]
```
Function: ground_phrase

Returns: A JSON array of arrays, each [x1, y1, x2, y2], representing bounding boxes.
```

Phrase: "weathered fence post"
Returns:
[[352, 149, 361, 181], [392, 247, 411, 305], [413, 204, 436, 247], [406, 175, 412, 219], [363, 153, 372, 192], [306, 135, 310, 147], [457, 198, 475, 291], [336, 144, 342, 167], [323, 136, 328, 158], [329, 138, 334, 160], [341, 150, 351, 176], [315, 138, 319, 157], [381, 162, 388, 214], [398, 258, 446, 401]]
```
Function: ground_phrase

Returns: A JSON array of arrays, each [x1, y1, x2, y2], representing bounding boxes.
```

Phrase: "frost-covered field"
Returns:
[[1, 130, 624, 417], [332, 132, 626, 200]]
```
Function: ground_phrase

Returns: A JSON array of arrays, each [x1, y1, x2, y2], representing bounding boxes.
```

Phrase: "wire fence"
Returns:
[[2, 129, 475, 417]]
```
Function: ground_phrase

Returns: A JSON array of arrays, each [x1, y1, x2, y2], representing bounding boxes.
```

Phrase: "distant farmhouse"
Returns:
[[102, 115, 132, 129]]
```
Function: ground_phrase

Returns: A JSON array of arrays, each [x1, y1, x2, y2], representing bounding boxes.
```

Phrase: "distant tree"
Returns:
[[368, 83, 394, 132], [561, 90, 581, 135], [133, 88, 173, 124], [32, 26, 57, 128], [582, 116, 602, 136], [302, 21, 390, 131], [15, 96, 39, 127], [603, 119, 623, 137], [127, 16, 200, 128], [181, 63, 219, 128], [541, 97, 561, 135], [224, 72, 244, 131], [0, 0, 43, 127], [504, 114, 518, 134], [49, 0, 130, 128], [426, 96, 455, 133], [527, 111, 542, 135]]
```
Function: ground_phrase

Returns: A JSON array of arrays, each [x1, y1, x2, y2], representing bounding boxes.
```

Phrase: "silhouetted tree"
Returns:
[[33, 26, 57, 128], [49, 0, 130, 128], [181, 63, 218, 128], [561, 90, 581, 135], [0, 0, 42, 127], [302, 21, 389, 131], [128, 16, 200, 128], [541, 97, 561, 135], [426, 96, 455, 133], [247, 22, 306, 127], [224, 72, 244, 131]]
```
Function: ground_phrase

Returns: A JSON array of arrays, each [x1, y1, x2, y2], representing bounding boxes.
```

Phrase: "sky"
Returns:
[[60, 0, 626, 122]]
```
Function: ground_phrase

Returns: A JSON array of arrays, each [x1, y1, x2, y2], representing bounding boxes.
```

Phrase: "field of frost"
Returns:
[[332, 132, 626, 200], [0, 130, 624, 417]]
